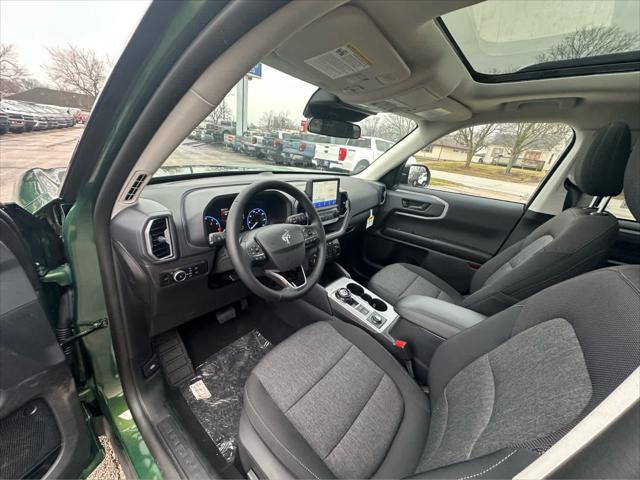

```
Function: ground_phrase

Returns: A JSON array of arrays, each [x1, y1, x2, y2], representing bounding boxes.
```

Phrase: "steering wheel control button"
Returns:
[[247, 243, 266, 262], [303, 227, 318, 245]]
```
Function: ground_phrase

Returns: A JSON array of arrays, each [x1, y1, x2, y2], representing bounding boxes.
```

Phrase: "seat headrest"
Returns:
[[623, 148, 639, 222], [574, 122, 631, 197]]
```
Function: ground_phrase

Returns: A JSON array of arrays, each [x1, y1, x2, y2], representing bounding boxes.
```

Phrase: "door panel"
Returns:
[[0, 211, 98, 478], [363, 187, 525, 292]]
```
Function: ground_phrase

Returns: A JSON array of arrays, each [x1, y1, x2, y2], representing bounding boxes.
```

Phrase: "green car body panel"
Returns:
[[9, 2, 229, 477]]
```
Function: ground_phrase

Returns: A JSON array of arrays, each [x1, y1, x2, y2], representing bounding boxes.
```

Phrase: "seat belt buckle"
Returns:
[[391, 339, 415, 377]]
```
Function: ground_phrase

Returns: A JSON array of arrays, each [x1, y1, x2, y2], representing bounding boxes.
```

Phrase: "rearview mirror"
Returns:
[[307, 118, 361, 139]]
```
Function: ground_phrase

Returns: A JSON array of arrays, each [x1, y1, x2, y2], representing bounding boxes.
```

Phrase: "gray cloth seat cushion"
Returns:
[[368, 208, 618, 316], [241, 265, 640, 479], [242, 321, 430, 479], [368, 263, 463, 306]]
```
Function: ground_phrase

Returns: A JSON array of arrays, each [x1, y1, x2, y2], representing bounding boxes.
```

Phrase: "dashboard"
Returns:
[[109, 173, 384, 335], [203, 192, 289, 234]]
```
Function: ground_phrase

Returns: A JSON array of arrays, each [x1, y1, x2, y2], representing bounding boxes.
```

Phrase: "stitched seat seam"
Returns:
[[245, 384, 321, 480], [456, 450, 517, 480]]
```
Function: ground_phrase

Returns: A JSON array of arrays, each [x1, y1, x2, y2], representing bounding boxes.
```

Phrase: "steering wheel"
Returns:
[[225, 179, 327, 301]]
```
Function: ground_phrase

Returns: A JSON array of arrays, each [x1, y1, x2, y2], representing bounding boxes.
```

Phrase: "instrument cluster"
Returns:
[[203, 192, 289, 234]]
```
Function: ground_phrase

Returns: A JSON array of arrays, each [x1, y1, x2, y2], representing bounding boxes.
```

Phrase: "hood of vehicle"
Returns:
[[17, 164, 321, 213]]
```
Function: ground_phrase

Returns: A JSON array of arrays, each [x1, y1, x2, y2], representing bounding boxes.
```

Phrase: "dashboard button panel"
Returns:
[[160, 261, 208, 286]]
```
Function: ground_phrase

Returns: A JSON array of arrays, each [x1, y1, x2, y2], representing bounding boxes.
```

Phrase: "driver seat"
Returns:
[[238, 151, 640, 479]]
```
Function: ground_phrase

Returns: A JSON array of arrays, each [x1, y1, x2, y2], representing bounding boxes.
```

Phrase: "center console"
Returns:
[[325, 277, 399, 339], [322, 274, 487, 385]]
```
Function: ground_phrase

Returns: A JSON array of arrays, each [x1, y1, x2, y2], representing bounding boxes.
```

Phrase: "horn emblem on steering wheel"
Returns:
[[281, 229, 291, 245]]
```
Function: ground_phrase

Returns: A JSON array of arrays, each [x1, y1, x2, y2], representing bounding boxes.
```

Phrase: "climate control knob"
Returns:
[[173, 270, 187, 282]]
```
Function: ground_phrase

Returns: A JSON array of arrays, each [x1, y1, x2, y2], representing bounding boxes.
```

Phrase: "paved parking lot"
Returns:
[[0, 125, 85, 203], [1, 128, 631, 219]]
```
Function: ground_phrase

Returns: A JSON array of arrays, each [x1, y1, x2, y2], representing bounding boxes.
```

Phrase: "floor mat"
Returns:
[[181, 330, 273, 463]]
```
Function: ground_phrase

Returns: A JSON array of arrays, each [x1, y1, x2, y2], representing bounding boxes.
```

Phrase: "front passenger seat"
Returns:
[[369, 122, 631, 315]]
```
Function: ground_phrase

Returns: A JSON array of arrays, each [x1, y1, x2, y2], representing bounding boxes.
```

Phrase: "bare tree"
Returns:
[[454, 124, 497, 168], [537, 26, 640, 63], [259, 110, 295, 131], [359, 116, 382, 137], [379, 114, 416, 142], [45, 45, 111, 97], [0, 44, 31, 96], [208, 100, 233, 124], [493, 123, 571, 174]]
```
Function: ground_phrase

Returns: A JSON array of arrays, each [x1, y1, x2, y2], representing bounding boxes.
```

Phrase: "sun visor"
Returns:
[[273, 6, 411, 98]]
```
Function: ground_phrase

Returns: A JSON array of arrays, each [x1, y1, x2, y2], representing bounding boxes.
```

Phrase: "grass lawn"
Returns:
[[430, 178, 466, 189], [417, 157, 546, 184]]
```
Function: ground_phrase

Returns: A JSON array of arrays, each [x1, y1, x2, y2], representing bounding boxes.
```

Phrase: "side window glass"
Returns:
[[402, 122, 573, 203], [607, 192, 636, 221]]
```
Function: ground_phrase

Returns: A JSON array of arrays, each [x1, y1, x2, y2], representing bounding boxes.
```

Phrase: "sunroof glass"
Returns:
[[441, 0, 640, 76]]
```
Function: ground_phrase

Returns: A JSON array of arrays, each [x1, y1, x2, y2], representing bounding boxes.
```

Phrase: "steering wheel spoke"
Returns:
[[264, 265, 308, 291]]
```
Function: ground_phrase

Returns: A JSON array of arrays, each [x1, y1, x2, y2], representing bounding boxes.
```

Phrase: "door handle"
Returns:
[[402, 199, 430, 210]]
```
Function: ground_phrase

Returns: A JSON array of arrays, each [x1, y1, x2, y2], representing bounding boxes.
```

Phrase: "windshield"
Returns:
[[159, 65, 416, 178]]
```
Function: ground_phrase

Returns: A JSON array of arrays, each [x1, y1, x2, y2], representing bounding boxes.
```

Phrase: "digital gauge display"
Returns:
[[204, 215, 223, 234], [246, 208, 269, 230]]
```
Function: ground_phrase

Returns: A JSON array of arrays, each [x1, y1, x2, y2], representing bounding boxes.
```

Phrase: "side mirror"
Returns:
[[307, 118, 361, 139], [402, 163, 431, 188]]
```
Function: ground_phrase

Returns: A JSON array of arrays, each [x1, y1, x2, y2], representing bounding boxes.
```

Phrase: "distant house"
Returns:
[[420, 135, 470, 162], [7, 88, 94, 111], [483, 144, 564, 171]]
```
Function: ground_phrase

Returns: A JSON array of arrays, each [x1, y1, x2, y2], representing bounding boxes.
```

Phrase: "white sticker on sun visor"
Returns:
[[304, 44, 373, 80]]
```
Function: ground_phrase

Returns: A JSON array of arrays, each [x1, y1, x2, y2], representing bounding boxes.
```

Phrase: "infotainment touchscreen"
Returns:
[[307, 179, 339, 209]]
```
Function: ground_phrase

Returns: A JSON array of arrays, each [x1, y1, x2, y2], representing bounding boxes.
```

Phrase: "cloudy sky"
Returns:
[[1, 0, 316, 124]]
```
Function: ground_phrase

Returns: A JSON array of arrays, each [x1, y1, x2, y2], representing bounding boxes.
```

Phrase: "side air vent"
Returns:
[[338, 191, 349, 216], [146, 217, 174, 260], [379, 185, 387, 205], [122, 172, 148, 203]]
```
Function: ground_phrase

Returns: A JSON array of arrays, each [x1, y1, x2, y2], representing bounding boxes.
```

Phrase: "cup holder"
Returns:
[[346, 283, 364, 296], [344, 282, 388, 312], [369, 299, 388, 312]]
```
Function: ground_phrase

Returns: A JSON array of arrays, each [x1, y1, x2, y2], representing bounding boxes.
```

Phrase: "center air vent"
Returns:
[[146, 217, 173, 260]]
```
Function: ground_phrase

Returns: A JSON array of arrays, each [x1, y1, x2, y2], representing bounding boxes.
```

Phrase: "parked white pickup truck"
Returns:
[[313, 136, 397, 173]]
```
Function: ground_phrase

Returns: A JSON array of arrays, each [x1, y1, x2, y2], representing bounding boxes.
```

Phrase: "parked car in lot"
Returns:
[[261, 130, 297, 164], [0, 111, 8, 134], [73, 110, 90, 124], [0, 103, 25, 133], [2, 101, 36, 132], [282, 133, 329, 167], [240, 130, 265, 156], [314, 136, 396, 173]]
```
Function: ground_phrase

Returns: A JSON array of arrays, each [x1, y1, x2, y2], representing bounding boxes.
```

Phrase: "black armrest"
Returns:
[[395, 295, 486, 339]]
